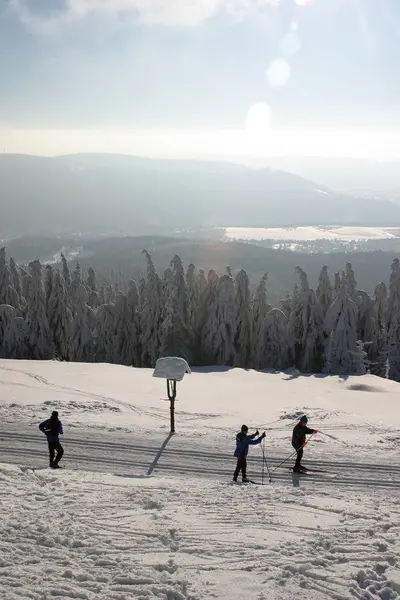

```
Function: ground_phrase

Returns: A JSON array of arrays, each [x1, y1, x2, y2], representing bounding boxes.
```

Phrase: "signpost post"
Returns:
[[153, 357, 191, 434]]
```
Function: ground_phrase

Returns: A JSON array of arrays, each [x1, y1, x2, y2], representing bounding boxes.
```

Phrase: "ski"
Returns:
[[232, 479, 262, 485], [292, 470, 337, 478]]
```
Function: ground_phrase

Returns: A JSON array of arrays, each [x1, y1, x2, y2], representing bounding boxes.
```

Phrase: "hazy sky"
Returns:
[[1, 0, 400, 159]]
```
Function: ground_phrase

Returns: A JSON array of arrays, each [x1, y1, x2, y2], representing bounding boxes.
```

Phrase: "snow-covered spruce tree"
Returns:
[[105, 285, 116, 304], [386, 258, 400, 379], [0, 248, 20, 310], [45, 264, 54, 309], [288, 267, 324, 373], [353, 340, 368, 375], [61, 253, 71, 288], [47, 270, 72, 361], [3, 317, 30, 359], [344, 262, 357, 300], [252, 274, 272, 354], [159, 256, 192, 362], [140, 250, 163, 367], [114, 282, 141, 366], [323, 331, 335, 374], [196, 269, 219, 364], [374, 282, 387, 334], [258, 308, 290, 370], [26, 260, 55, 360], [86, 266, 100, 309], [69, 284, 94, 362], [98, 283, 106, 306], [186, 263, 198, 336], [333, 272, 342, 298], [202, 273, 236, 366], [324, 283, 358, 375], [9, 257, 22, 303], [70, 262, 83, 311], [373, 281, 388, 373], [0, 247, 11, 305], [280, 291, 292, 320], [93, 302, 116, 363], [356, 290, 378, 360], [233, 269, 253, 368], [316, 266, 333, 317], [0, 304, 17, 357], [20, 268, 31, 307]]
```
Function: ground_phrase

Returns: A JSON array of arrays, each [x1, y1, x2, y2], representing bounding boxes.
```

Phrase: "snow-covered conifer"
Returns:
[[48, 270, 72, 360], [258, 308, 290, 370], [386, 258, 400, 379], [0, 248, 20, 310], [344, 262, 357, 299], [356, 290, 377, 359], [26, 260, 55, 360], [202, 273, 236, 365], [61, 253, 71, 287], [324, 284, 358, 374], [140, 250, 163, 367], [288, 267, 324, 372], [253, 274, 272, 347], [86, 266, 100, 307], [20, 268, 31, 305], [9, 257, 22, 302], [316, 266, 333, 316], [333, 272, 342, 297], [94, 303, 116, 363], [69, 285, 93, 362], [159, 256, 191, 361], [45, 265, 54, 309], [234, 269, 252, 368], [3, 317, 30, 359], [0, 304, 17, 356], [114, 281, 141, 366]]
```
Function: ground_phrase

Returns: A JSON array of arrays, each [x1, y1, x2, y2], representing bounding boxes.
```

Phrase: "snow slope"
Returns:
[[0, 360, 399, 600]]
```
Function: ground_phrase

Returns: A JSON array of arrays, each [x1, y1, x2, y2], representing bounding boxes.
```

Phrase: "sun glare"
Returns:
[[245, 103, 272, 138]]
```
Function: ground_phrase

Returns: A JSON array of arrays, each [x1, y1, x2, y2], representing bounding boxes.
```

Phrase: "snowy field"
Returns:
[[223, 226, 400, 242], [0, 359, 400, 600]]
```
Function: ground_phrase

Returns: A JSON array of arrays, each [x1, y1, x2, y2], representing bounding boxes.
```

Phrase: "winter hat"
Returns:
[[51, 411, 59, 418], [241, 424, 249, 432], [300, 415, 308, 424]]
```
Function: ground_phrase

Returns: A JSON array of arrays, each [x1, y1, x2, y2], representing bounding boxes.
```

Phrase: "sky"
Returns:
[[1, 0, 400, 159]]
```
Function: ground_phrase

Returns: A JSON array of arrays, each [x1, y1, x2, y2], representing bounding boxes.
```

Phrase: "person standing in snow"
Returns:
[[39, 411, 64, 469], [233, 425, 265, 482], [292, 415, 318, 473]]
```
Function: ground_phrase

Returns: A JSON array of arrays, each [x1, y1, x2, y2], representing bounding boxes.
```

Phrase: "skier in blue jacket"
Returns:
[[233, 425, 265, 482], [39, 411, 64, 468]]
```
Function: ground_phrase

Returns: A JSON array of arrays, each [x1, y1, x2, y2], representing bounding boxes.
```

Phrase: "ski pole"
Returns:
[[261, 443, 265, 485], [261, 441, 272, 483]]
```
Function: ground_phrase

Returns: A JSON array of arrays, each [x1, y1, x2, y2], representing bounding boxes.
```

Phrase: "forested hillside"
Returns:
[[0, 247, 399, 379]]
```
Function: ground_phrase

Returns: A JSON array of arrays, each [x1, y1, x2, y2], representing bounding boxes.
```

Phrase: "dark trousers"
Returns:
[[233, 457, 247, 481], [294, 447, 303, 469], [48, 440, 64, 465]]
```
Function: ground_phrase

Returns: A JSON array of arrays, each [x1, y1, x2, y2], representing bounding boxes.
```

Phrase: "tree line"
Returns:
[[0, 246, 399, 379]]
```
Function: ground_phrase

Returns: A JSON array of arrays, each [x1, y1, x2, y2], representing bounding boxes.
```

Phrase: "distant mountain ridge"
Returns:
[[1, 153, 400, 238]]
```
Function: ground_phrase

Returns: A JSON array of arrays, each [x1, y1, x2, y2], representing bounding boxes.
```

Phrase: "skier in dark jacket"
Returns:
[[39, 411, 64, 468], [292, 415, 317, 472], [233, 425, 266, 482]]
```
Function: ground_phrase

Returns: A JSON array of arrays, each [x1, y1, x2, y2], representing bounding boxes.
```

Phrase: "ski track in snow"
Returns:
[[1, 361, 400, 599]]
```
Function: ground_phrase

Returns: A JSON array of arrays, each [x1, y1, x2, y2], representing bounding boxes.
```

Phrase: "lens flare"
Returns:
[[245, 103, 272, 137], [266, 58, 291, 87]]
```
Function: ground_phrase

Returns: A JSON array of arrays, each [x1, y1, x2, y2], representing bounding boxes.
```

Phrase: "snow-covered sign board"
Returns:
[[153, 357, 191, 382]]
